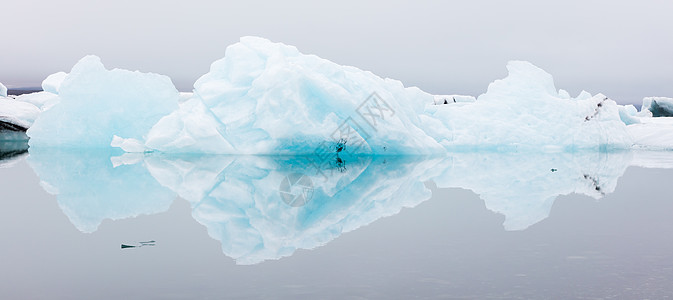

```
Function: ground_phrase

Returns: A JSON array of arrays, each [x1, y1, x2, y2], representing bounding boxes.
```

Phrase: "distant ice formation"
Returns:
[[642, 97, 673, 117], [0, 97, 40, 131]]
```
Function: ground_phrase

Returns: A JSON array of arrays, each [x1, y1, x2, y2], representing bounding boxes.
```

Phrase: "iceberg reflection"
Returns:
[[27, 149, 176, 233], [27, 149, 645, 264]]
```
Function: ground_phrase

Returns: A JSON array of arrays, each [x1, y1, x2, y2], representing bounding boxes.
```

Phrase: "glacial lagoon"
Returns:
[[1, 148, 672, 299]]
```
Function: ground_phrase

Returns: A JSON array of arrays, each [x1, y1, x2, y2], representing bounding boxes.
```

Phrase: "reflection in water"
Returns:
[[0, 131, 29, 168], [428, 151, 632, 230], [142, 154, 436, 264], [27, 148, 650, 264], [121, 241, 156, 249], [27, 149, 175, 233]]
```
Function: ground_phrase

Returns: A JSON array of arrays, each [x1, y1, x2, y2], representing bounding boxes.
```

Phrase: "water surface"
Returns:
[[1, 149, 672, 299]]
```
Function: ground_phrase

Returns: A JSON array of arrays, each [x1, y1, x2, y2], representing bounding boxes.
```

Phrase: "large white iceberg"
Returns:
[[8, 37, 668, 153], [114, 37, 633, 154], [135, 37, 443, 154], [27, 55, 180, 148], [0, 82, 6, 97]]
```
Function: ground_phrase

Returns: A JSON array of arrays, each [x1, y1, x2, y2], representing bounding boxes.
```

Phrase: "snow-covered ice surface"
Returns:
[[432, 94, 476, 105], [0, 97, 40, 131], [422, 61, 632, 151], [627, 117, 673, 150], [1, 82, 40, 131], [27, 55, 180, 148]]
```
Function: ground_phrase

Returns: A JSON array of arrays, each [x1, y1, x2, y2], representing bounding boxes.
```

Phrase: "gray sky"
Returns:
[[1, 0, 671, 104]]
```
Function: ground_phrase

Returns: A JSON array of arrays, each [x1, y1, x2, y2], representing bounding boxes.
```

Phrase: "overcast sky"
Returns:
[[1, 0, 671, 104]]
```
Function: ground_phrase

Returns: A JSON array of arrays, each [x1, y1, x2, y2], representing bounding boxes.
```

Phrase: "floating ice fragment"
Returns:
[[642, 97, 673, 117], [41, 72, 67, 94]]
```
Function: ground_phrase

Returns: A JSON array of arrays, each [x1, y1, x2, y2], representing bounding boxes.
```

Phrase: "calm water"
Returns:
[[1, 149, 672, 299]]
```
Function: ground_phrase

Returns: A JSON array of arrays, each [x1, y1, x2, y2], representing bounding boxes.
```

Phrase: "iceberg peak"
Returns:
[[479, 60, 558, 102]]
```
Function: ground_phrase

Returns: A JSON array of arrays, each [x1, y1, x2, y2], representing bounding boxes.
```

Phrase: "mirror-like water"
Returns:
[[1, 149, 672, 299]]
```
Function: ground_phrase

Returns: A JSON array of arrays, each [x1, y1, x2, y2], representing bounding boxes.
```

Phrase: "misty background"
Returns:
[[1, 0, 671, 105]]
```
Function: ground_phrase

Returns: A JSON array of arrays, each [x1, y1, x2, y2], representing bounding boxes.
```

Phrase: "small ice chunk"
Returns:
[[14, 91, 60, 111], [574, 90, 593, 101], [0, 97, 41, 130], [618, 104, 640, 125], [111, 135, 146, 153], [178, 92, 193, 103], [432, 94, 476, 105], [641, 97, 673, 117], [41, 72, 68, 94], [558, 89, 571, 99], [143, 97, 235, 153]]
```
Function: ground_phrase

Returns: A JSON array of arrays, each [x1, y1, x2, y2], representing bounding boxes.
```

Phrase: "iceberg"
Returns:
[[27, 55, 180, 148], [134, 37, 444, 154], [114, 38, 632, 154], [7, 36, 666, 153], [641, 97, 673, 117], [0, 82, 6, 97], [13, 91, 60, 112], [41, 72, 67, 94], [0, 96, 40, 131], [432, 94, 476, 105], [618, 104, 641, 125], [422, 61, 632, 151]]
